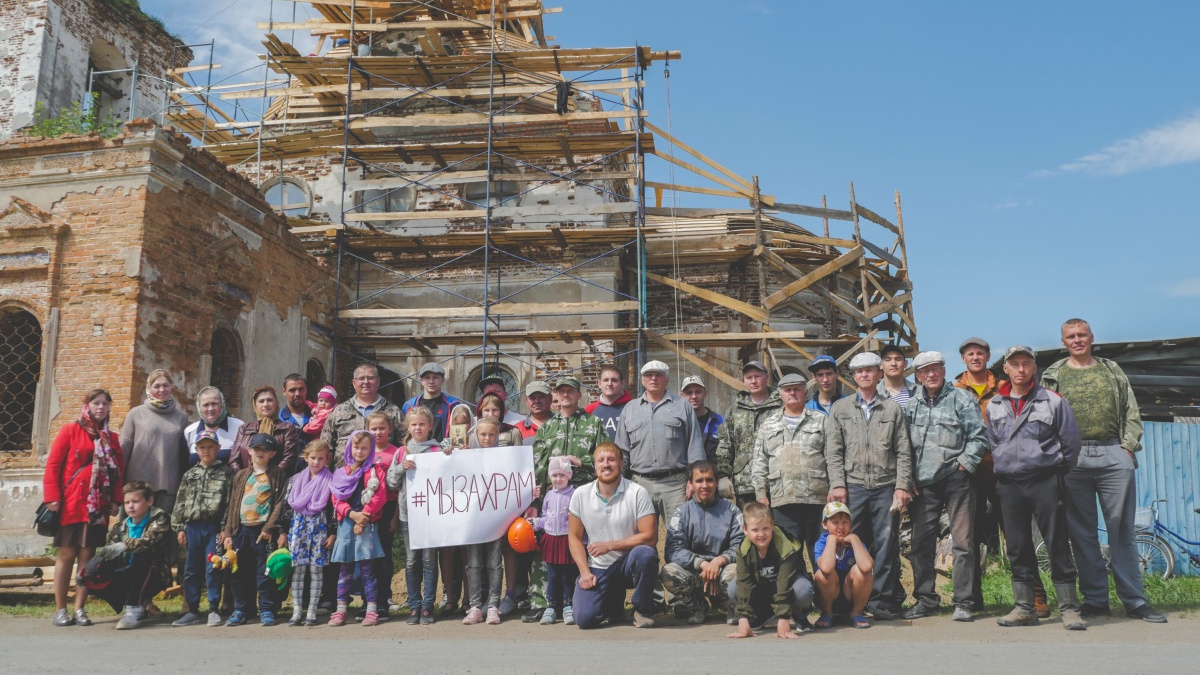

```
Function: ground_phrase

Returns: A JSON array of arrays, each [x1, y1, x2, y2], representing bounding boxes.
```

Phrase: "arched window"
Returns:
[[210, 328, 244, 417], [378, 365, 407, 405], [262, 177, 313, 218], [464, 364, 518, 404], [305, 358, 327, 403], [0, 308, 42, 452]]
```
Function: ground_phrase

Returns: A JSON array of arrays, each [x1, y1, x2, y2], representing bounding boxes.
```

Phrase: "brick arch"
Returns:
[[209, 327, 244, 418], [0, 306, 43, 452]]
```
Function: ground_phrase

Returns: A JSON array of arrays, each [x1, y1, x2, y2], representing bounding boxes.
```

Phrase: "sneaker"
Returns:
[[903, 604, 937, 620], [463, 606, 484, 625], [172, 612, 203, 627], [52, 609, 74, 627], [486, 607, 501, 625], [686, 597, 709, 626], [540, 607, 558, 625], [952, 606, 974, 622], [73, 609, 93, 627], [288, 613, 304, 627], [376, 607, 390, 622], [207, 612, 223, 627], [305, 612, 318, 627], [562, 605, 574, 626], [870, 606, 895, 621], [328, 611, 347, 627], [632, 610, 655, 628], [1127, 604, 1168, 624], [362, 611, 379, 627], [259, 611, 276, 627], [115, 606, 143, 630], [225, 611, 247, 627], [407, 611, 420, 625], [420, 609, 435, 625], [499, 594, 518, 617], [522, 607, 546, 623]]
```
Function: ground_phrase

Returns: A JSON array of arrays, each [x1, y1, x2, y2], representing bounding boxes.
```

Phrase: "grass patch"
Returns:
[[946, 554, 1200, 612], [0, 593, 186, 620]]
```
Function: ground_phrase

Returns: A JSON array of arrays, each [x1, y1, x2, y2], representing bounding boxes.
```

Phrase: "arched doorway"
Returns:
[[210, 328, 244, 417], [0, 308, 42, 452], [305, 358, 327, 403], [378, 365, 407, 405], [464, 364, 518, 404]]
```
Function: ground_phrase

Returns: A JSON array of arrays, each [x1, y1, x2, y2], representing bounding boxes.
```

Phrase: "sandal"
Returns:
[[852, 614, 871, 629], [815, 614, 833, 629]]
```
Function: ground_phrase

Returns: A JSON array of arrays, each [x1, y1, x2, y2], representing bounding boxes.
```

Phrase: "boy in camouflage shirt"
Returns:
[[171, 430, 234, 627]]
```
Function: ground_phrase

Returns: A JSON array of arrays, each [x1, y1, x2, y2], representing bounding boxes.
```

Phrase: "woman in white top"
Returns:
[[183, 386, 243, 466]]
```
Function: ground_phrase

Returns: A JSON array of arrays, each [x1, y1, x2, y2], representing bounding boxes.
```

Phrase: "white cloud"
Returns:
[[1047, 111, 1200, 176], [1165, 278, 1200, 297]]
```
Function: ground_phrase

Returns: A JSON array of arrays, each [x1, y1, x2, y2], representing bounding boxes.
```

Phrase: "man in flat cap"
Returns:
[[826, 351, 912, 620], [902, 351, 988, 622]]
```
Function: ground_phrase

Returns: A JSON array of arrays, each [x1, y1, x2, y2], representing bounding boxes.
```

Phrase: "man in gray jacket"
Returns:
[[826, 351, 913, 620], [660, 461, 744, 625], [901, 351, 988, 622], [987, 345, 1085, 630]]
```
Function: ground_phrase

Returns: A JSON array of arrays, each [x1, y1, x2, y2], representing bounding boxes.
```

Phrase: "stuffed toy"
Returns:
[[209, 547, 238, 573], [265, 548, 293, 590]]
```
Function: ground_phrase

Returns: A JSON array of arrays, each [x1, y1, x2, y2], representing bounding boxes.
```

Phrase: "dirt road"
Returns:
[[1, 611, 1195, 673]]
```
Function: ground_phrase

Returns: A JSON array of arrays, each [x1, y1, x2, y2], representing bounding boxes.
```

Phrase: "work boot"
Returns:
[[1055, 582, 1087, 631], [996, 581, 1039, 627], [1033, 577, 1051, 618], [686, 597, 709, 625]]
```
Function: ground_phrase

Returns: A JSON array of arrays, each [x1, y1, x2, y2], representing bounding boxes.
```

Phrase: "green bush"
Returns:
[[27, 94, 123, 139]]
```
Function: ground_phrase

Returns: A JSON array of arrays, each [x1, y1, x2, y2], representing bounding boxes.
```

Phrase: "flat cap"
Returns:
[[417, 362, 445, 377], [959, 337, 990, 354], [777, 373, 807, 387], [912, 351, 946, 370], [640, 360, 670, 375], [848, 352, 882, 371]]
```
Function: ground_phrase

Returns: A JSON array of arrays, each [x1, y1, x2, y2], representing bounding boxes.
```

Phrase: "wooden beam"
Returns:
[[762, 246, 864, 309], [344, 202, 638, 221], [651, 335, 747, 392], [835, 329, 881, 367], [644, 181, 748, 201], [772, 202, 855, 222], [854, 203, 900, 234], [654, 152, 755, 199], [644, 271, 768, 322], [660, 331, 809, 343], [168, 64, 222, 75], [349, 109, 642, 129], [760, 247, 872, 326], [644, 121, 755, 192], [860, 238, 904, 269], [339, 300, 638, 320]]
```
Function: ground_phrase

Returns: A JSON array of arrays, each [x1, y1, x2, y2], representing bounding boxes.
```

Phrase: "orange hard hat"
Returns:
[[507, 517, 538, 553]]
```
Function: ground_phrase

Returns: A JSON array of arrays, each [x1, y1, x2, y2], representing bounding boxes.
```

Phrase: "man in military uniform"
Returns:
[[715, 361, 782, 505]]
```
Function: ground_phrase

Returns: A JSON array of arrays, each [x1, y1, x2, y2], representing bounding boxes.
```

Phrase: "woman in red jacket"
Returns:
[[42, 388, 125, 627]]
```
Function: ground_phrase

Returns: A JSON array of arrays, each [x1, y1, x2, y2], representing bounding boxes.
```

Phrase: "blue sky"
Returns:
[[142, 0, 1200, 362]]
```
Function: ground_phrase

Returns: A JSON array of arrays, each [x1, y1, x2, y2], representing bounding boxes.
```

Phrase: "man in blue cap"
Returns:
[[805, 355, 844, 416]]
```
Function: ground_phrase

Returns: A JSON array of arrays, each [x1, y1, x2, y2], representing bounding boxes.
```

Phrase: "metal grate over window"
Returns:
[[0, 309, 42, 452]]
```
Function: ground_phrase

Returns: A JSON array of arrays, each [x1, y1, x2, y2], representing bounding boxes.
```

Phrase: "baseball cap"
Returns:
[[1003, 345, 1037, 363], [640, 360, 669, 375], [822, 501, 852, 522], [959, 337, 990, 354], [848, 352, 882, 371], [479, 374, 506, 389], [554, 376, 581, 391], [808, 355, 837, 373], [248, 433, 281, 453], [194, 429, 220, 447], [525, 381, 551, 396], [680, 375, 706, 392], [879, 343, 906, 359], [777, 373, 806, 387], [741, 360, 768, 374], [912, 351, 945, 371], [418, 362, 445, 377]]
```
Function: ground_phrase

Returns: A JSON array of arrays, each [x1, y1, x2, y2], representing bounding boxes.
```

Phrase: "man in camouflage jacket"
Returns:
[[715, 361, 781, 505], [750, 372, 832, 567]]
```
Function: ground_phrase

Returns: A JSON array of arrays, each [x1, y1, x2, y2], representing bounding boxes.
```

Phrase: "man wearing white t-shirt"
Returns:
[[569, 442, 659, 629]]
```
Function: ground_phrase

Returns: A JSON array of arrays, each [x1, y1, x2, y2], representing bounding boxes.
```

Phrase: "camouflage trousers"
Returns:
[[528, 558, 548, 609], [659, 561, 737, 613]]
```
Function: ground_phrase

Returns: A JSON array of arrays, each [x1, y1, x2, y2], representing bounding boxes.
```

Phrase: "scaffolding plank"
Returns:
[[349, 109, 642, 129], [344, 201, 637, 221], [339, 300, 637, 320]]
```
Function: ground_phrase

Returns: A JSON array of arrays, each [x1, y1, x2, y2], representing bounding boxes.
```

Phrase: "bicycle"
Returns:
[[1034, 499, 1186, 579]]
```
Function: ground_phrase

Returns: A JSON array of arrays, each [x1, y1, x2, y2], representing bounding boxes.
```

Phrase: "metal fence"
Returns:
[[1136, 422, 1200, 576]]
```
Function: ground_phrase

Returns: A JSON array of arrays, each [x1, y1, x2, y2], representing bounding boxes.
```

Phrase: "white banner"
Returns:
[[406, 445, 536, 549]]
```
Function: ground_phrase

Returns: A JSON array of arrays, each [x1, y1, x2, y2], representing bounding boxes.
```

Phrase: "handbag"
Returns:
[[34, 502, 59, 538]]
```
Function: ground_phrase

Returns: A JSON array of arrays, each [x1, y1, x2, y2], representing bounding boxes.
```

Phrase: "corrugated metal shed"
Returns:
[[1137, 422, 1200, 576]]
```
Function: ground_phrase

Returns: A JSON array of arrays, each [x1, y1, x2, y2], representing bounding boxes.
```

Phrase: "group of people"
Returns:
[[38, 317, 1168, 636]]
